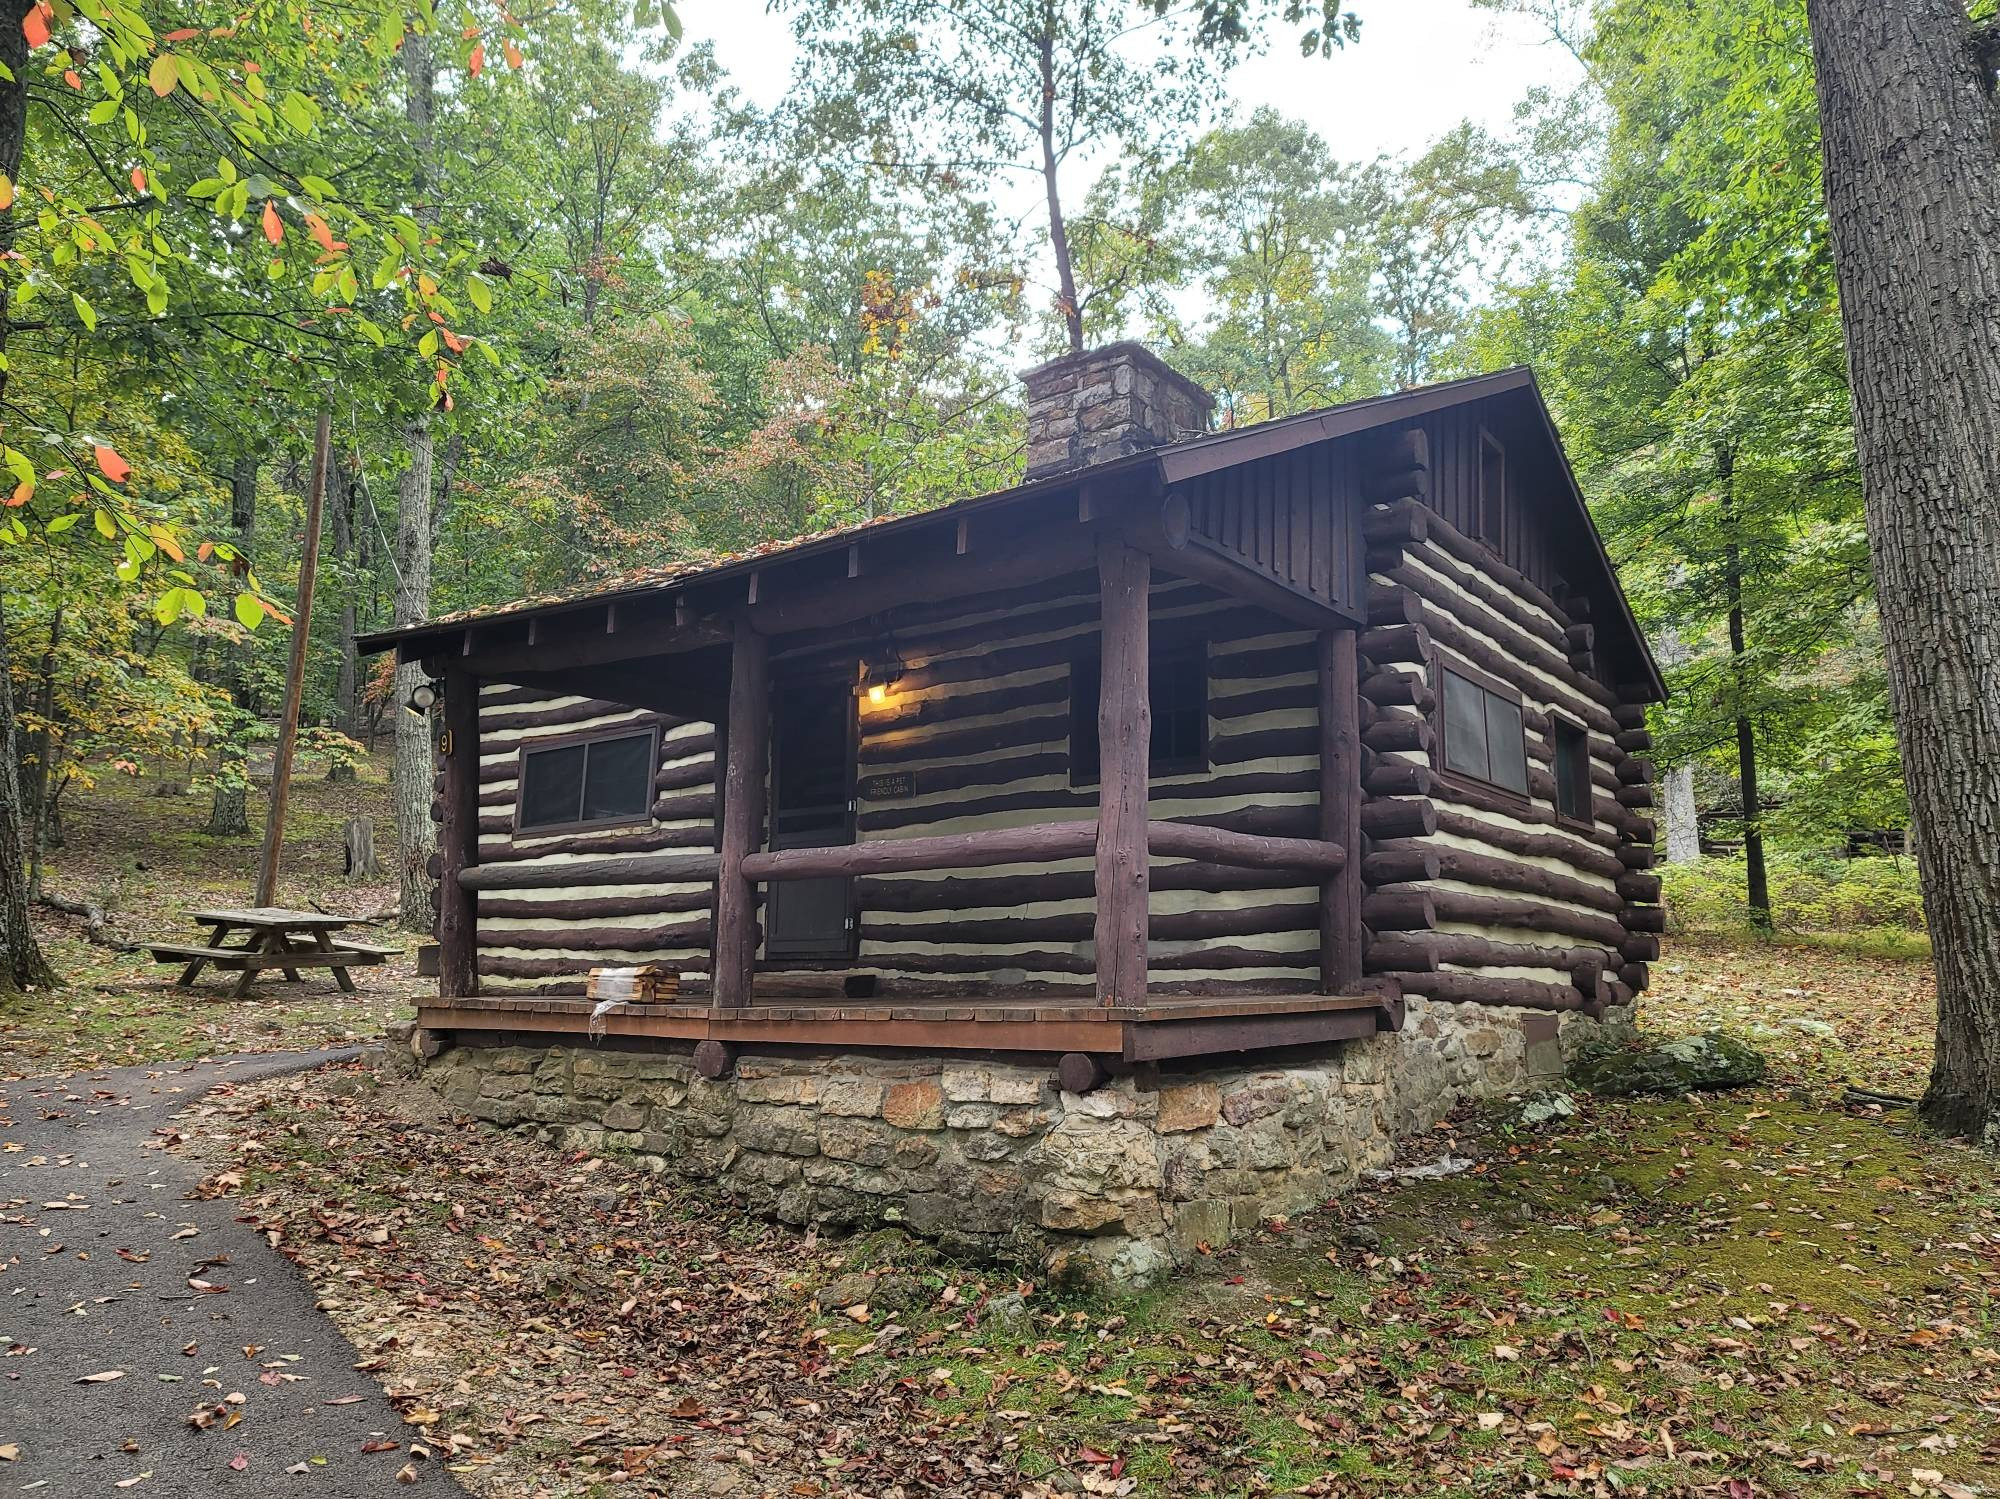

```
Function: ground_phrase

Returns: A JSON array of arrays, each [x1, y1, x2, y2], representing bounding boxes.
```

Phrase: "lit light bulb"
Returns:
[[867, 682, 888, 704]]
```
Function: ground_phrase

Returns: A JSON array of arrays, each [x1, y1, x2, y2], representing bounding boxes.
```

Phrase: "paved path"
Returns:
[[0, 1052, 462, 1496]]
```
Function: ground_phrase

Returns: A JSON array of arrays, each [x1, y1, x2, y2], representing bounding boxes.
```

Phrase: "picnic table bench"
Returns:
[[147, 907, 401, 998]]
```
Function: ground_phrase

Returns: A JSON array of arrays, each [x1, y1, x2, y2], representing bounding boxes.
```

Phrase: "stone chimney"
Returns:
[[1022, 341, 1214, 481]]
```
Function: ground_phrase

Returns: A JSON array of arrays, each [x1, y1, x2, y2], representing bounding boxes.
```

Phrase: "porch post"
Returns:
[[1319, 629, 1364, 992], [1094, 536, 1151, 1006], [713, 621, 769, 1009], [436, 666, 479, 999]]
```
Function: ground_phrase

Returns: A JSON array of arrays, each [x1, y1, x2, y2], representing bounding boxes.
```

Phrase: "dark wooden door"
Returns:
[[764, 679, 856, 961]]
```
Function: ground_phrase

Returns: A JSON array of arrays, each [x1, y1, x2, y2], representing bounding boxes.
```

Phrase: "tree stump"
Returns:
[[343, 816, 385, 879]]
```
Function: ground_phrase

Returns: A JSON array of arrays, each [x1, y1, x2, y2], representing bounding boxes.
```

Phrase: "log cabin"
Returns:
[[362, 344, 1665, 1098]]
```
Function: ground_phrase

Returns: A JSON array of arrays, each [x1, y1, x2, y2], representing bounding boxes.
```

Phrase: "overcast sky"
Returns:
[[684, 1, 1583, 165]]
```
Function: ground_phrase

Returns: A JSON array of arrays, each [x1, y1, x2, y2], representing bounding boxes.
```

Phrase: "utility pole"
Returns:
[[254, 408, 331, 908]]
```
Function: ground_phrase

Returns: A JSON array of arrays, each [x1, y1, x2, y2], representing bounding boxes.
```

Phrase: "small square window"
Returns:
[[1553, 719, 1591, 822], [518, 729, 657, 831], [1437, 664, 1528, 796], [1070, 644, 1208, 786]]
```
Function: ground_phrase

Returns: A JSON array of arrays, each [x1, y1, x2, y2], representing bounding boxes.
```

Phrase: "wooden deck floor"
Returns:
[[418, 982, 1404, 1063]]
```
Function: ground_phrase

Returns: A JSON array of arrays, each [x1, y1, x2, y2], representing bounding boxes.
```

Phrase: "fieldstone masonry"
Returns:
[[1022, 340, 1216, 480], [408, 998, 1625, 1288]]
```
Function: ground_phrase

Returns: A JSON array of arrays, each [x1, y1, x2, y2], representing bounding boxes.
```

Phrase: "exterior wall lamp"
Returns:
[[857, 645, 905, 705], [405, 677, 446, 716]]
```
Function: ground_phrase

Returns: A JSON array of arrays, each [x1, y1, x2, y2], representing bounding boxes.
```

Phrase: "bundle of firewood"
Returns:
[[586, 965, 680, 1003]]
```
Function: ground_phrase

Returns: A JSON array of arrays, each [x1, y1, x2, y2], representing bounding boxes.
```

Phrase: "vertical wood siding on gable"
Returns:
[[1184, 442, 1363, 616]]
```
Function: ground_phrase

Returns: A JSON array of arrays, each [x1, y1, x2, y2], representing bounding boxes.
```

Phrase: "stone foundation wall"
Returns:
[[409, 999, 1623, 1287]]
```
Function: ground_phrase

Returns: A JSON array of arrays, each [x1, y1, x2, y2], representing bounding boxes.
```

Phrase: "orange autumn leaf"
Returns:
[[22, 3, 50, 49], [197, 541, 214, 561], [0, 176, 13, 211], [264, 604, 292, 626], [94, 444, 131, 484], [63, 68, 81, 89], [162, 26, 199, 40], [130, 168, 146, 193], [503, 39, 522, 69], [468, 42, 485, 77], [261, 201, 283, 245], [6, 481, 32, 507], [442, 328, 465, 354], [305, 213, 335, 253]]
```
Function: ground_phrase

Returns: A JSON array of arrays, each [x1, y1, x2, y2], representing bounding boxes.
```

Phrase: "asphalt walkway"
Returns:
[[0, 1051, 462, 1495]]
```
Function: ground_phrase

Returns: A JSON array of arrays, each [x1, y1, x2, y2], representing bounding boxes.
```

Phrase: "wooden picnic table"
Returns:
[[146, 907, 400, 998]]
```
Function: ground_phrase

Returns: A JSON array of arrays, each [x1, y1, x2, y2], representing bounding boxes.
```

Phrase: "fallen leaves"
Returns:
[[75, 1368, 124, 1384]]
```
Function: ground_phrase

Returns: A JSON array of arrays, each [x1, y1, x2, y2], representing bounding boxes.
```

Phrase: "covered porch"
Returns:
[[389, 426, 1415, 1072]]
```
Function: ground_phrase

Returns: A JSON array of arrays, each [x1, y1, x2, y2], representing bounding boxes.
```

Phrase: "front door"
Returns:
[[764, 678, 856, 961]]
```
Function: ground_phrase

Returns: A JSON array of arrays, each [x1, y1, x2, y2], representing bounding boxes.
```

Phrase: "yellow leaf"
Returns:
[[148, 54, 178, 98]]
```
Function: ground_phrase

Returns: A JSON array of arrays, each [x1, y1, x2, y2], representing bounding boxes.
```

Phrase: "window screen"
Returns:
[[1553, 720, 1591, 821], [1438, 666, 1528, 796], [518, 730, 655, 830], [1070, 645, 1208, 785]]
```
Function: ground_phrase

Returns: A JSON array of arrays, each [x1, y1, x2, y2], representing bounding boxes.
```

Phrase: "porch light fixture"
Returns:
[[857, 644, 905, 705], [405, 677, 445, 716]]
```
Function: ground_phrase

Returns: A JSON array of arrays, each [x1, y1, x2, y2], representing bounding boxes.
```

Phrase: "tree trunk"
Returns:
[[1036, 28, 1084, 355], [1718, 447, 1770, 930], [1808, 0, 2000, 1145], [0, 590, 54, 993], [392, 417, 438, 934], [329, 452, 360, 741], [1663, 763, 1700, 862], [206, 456, 258, 837]]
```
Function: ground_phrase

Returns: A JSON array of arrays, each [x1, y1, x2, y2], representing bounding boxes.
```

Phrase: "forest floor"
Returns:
[[1, 750, 427, 1079], [10, 767, 1996, 1497]]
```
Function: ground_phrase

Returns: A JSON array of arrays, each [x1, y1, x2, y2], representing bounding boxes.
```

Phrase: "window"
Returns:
[[1437, 664, 1527, 796], [517, 728, 657, 831], [1070, 644, 1208, 785], [1478, 428, 1506, 547], [1553, 719, 1592, 822]]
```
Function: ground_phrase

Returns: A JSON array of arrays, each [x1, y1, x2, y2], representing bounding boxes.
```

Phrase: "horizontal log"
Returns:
[[1367, 932, 1610, 975], [1365, 583, 1424, 628], [1619, 961, 1649, 992], [1612, 704, 1648, 730], [1617, 844, 1657, 870], [1385, 497, 1569, 627], [1565, 623, 1594, 652], [1360, 798, 1437, 840], [1620, 932, 1660, 962], [1424, 887, 1626, 946], [858, 862, 1306, 912], [860, 901, 1317, 947], [1430, 777, 1620, 850], [1363, 762, 1433, 798], [458, 850, 721, 892], [1614, 784, 1655, 809], [1358, 623, 1430, 666], [1616, 757, 1655, 786], [480, 889, 716, 920], [1615, 871, 1662, 903], [1614, 728, 1652, 753], [747, 821, 1095, 880], [1361, 889, 1437, 931], [857, 766, 1320, 837], [476, 919, 711, 951], [1362, 847, 1442, 885], [1360, 463, 1431, 505], [477, 954, 709, 980], [1621, 904, 1665, 933], [1399, 969, 1597, 1014], [1361, 714, 1432, 755], [1427, 846, 1622, 914], [1624, 816, 1657, 844], [1432, 808, 1624, 880], [1147, 821, 1346, 873], [1567, 650, 1596, 678], [1406, 581, 1618, 731], [1360, 668, 1435, 712], [1362, 501, 1428, 546]]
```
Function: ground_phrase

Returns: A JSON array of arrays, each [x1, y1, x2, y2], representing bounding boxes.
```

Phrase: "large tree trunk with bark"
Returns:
[[328, 452, 360, 744], [390, 35, 441, 935], [1808, 0, 2000, 1145]]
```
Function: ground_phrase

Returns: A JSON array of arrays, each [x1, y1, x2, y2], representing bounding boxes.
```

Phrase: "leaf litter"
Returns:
[[167, 938, 1997, 1497]]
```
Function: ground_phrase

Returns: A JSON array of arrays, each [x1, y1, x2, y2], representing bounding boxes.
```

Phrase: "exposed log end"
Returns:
[[1359, 797, 1438, 840], [1358, 623, 1431, 667], [1361, 889, 1438, 932], [1365, 583, 1424, 628], [1361, 496, 1429, 545], [1361, 714, 1433, 755], [1620, 933, 1660, 963], [1363, 762, 1433, 798], [1057, 1052, 1109, 1095], [1617, 844, 1658, 870], [1621, 905, 1666, 933], [693, 1039, 738, 1079], [1362, 845, 1443, 885], [1360, 668, 1435, 713]]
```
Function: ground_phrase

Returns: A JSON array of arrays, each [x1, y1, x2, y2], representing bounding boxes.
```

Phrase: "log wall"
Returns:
[[467, 683, 718, 993], [1358, 488, 1659, 1014], [838, 570, 1328, 996]]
